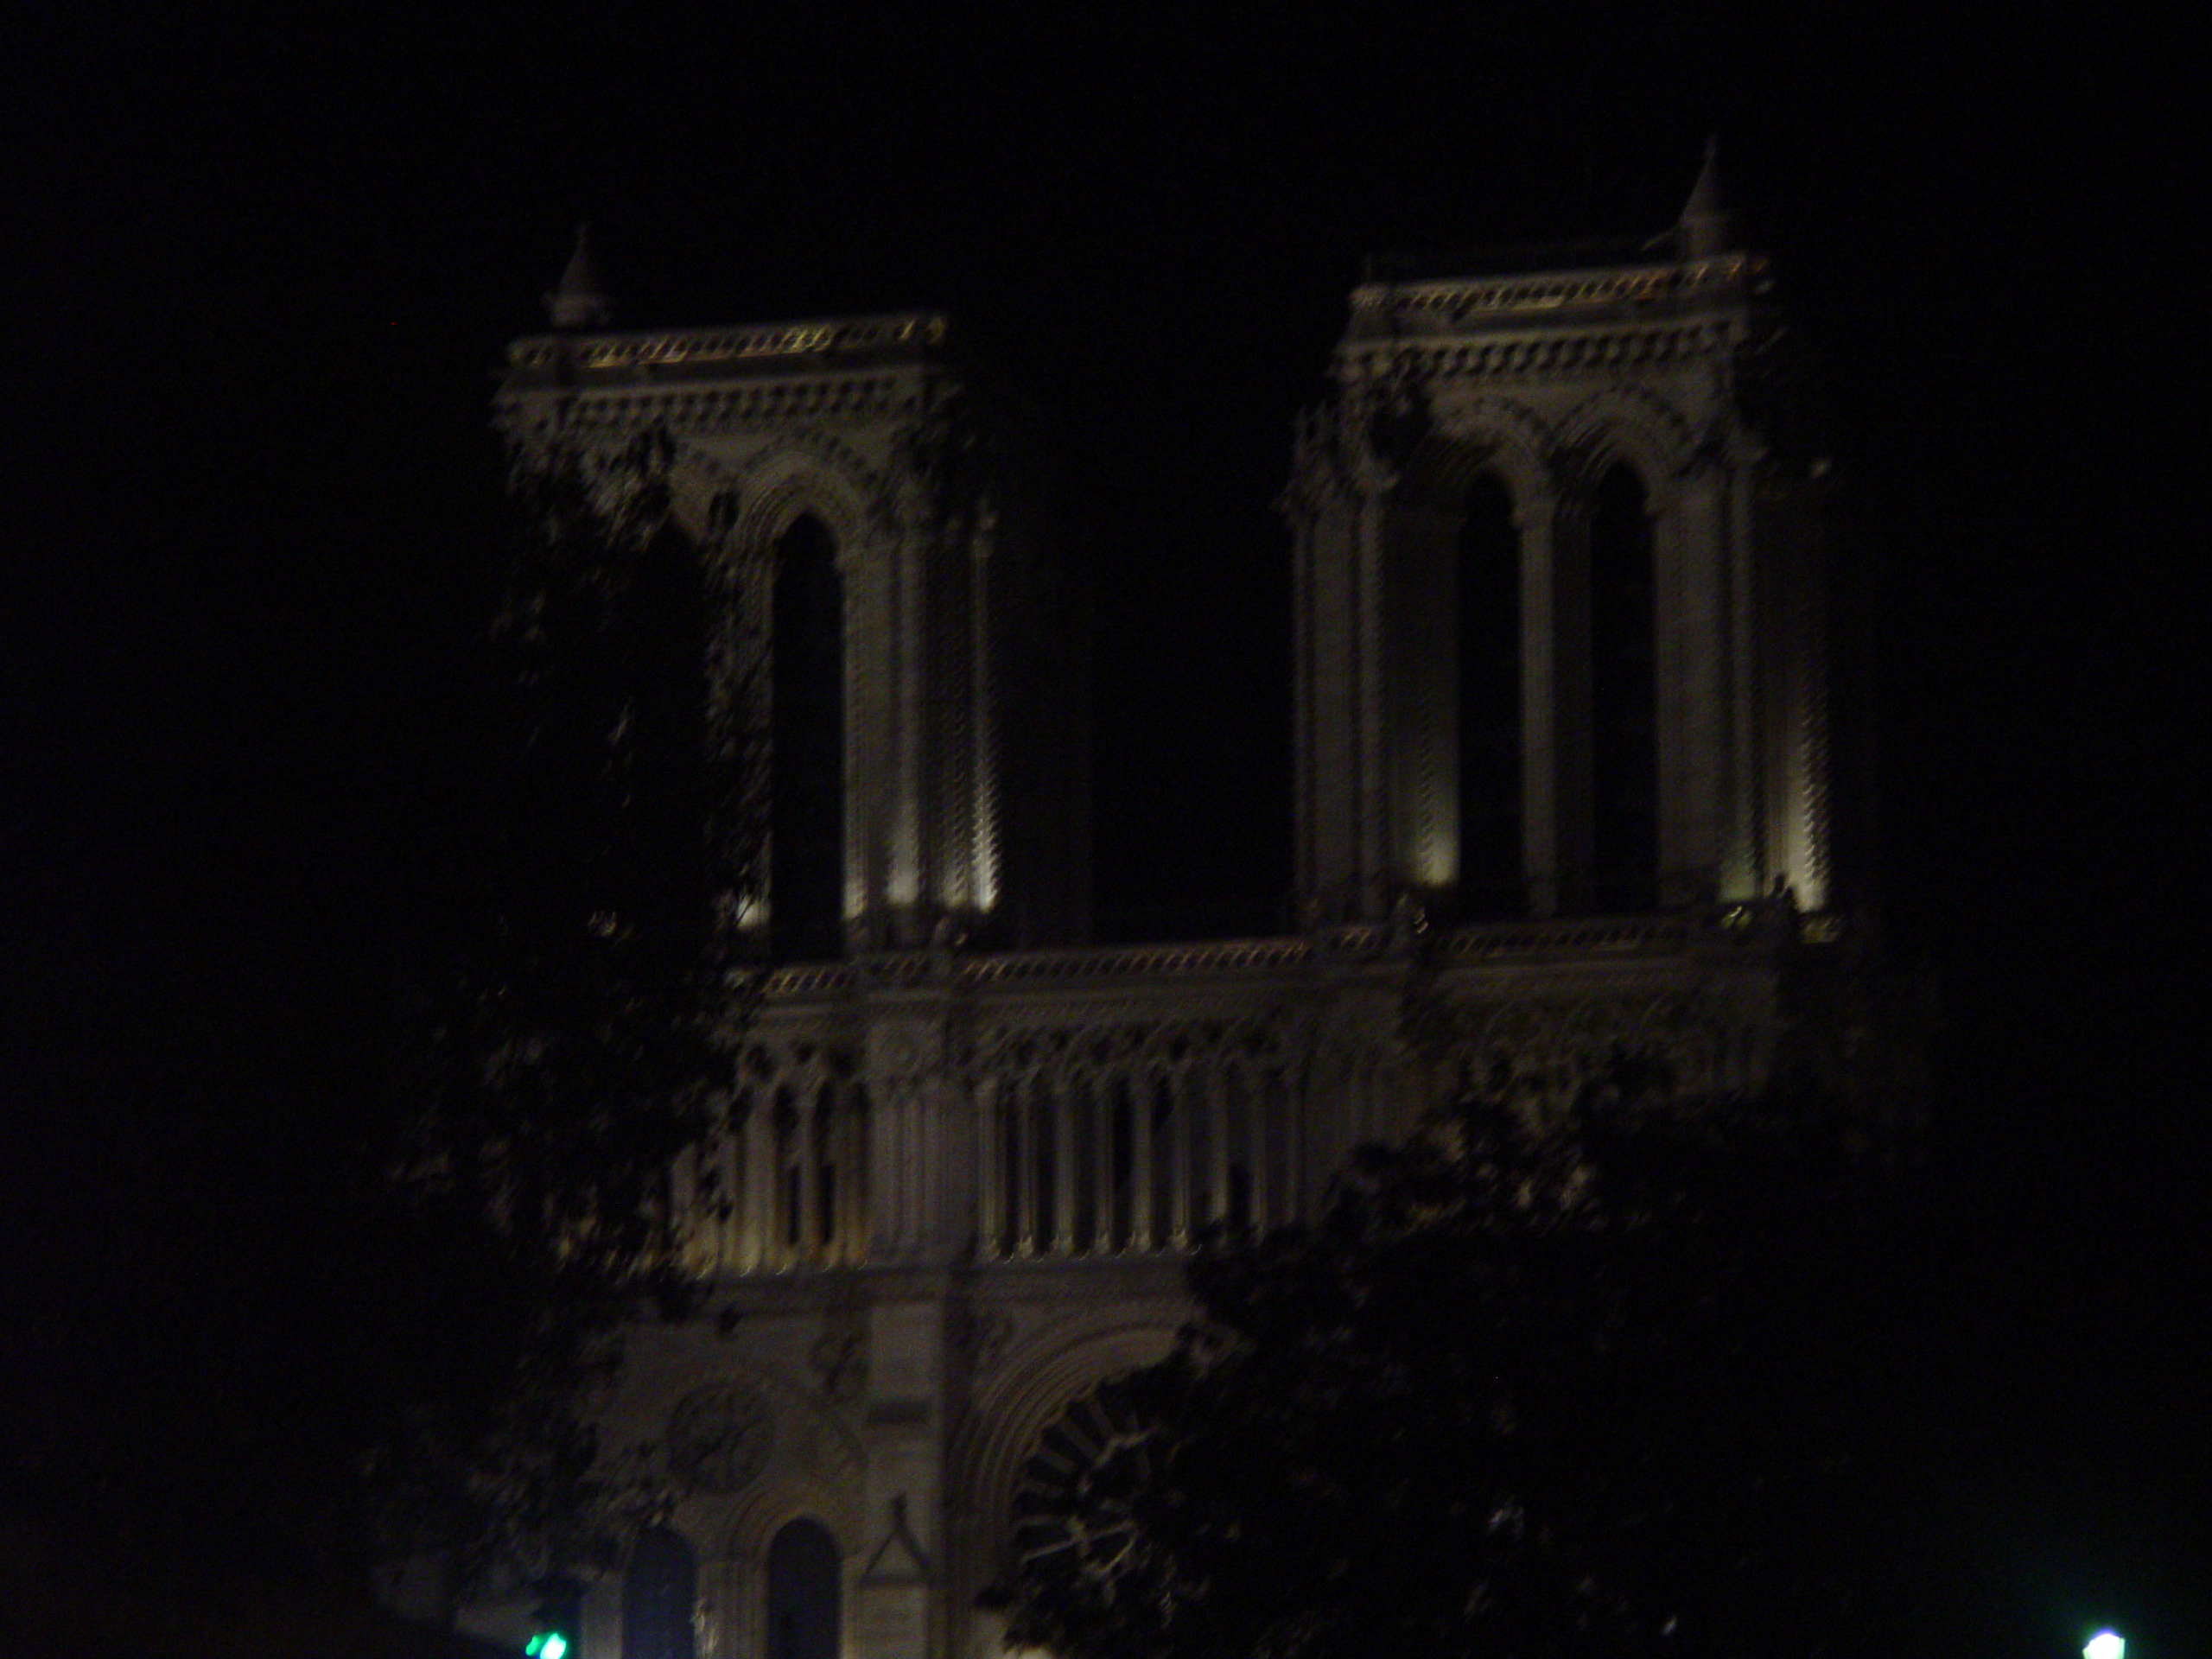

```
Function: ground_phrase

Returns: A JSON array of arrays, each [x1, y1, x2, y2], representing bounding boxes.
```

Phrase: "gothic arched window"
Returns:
[[1588, 462, 1658, 912], [770, 515, 844, 960], [1456, 473, 1523, 918], [773, 1085, 801, 1252], [622, 1527, 698, 1659], [765, 1519, 841, 1659], [810, 1081, 836, 1254]]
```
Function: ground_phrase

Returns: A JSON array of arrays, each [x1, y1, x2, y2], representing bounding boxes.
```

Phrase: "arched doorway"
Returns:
[[766, 1518, 841, 1659]]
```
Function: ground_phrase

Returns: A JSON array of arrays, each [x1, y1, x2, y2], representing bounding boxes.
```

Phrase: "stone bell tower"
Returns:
[[457, 175, 1879, 1659], [1283, 144, 1837, 925], [499, 245, 1089, 960]]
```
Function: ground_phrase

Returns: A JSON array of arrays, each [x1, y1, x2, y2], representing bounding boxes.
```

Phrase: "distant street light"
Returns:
[[2085, 1631, 2125, 1659]]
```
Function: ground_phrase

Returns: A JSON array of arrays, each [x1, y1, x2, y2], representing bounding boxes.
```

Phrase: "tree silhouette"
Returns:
[[1007, 1060, 1920, 1659], [372, 429, 759, 1599]]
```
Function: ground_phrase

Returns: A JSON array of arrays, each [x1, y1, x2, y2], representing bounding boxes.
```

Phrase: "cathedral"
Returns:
[[488, 149, 1863, 1659]]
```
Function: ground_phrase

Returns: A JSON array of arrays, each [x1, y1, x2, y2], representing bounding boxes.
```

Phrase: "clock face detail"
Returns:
[[668, 1380, 773, 1494]]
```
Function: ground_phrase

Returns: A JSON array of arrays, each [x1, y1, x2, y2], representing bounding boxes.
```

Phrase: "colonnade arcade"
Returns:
[[1370, 422, 1673, 921], [1290, 378, 1781, 933]]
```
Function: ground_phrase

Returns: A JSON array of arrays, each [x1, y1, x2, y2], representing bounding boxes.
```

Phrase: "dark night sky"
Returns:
[[4, 8, 2205, 1654]]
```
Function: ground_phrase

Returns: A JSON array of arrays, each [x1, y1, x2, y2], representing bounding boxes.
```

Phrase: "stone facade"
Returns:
[[488, 159, 1859, 1659]]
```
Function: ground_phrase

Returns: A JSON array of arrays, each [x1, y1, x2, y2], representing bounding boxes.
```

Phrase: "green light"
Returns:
[[2085, 1632, 2124, 1659], [526, 1634, 569, 1659]]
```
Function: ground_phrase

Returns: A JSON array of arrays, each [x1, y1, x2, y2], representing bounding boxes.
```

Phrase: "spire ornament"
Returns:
[[1676, 137, 1732, 260], [544, 224, 613, 329]]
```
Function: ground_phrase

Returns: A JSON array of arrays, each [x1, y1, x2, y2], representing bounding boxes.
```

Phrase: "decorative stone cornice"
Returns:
[[753, 909, 1827, 1007], [1348, 253, 1767, 335], [496, 314, 951, 443], [1338, 319, 1737, 386], [506, 311, 950, 377], [496, 373, 925, 439], [1429, 913, 1695, 962]]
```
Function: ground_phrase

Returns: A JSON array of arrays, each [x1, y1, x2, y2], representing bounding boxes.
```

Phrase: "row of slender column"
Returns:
[[976, 1066, 1300, 1259], [677, 1082, 870, 1273], [675, 1061, 1313, 1272], [1300, 420, 1792, 918]]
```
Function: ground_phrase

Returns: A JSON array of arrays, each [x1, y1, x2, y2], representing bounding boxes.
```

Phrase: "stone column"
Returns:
[[1131, 1076, 1154, 1252], [1207, 1069, 1230, 1229], [1051, 1073, 1076, 1255], [1169, 1071, 1192, 1249], [1649, 482, 1690, 906], [1012, 1077, 1033, 1257], [1094, 1078, 1118, 1251], [1354, 483, 1392, 918], [976, 1077, 1001, 1259], [1517, 486, 1560, 916], [744, 1092, 773, 1273], [797, 1089, 821, 1266], [969, 530, 1000, 915], [1727, 467, 1764, 897], [1675, 461, 1732, 903], [925, 1068, 975, 1264], [866, 1001, 957, 1265]]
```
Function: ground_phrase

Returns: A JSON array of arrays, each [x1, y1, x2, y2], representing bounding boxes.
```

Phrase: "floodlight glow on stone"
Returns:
[[2085, 1631, 2124, 1659]]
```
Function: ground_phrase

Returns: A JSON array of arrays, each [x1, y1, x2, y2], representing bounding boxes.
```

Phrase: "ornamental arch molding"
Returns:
[[1552, 386, 1698, 510], [947, 1317, 1179, 1594], [668, 1479, 857, 1659], [702, 1476, 860, 1580], [1405, 395, 1558, 512], [727, 433, 893, 565]]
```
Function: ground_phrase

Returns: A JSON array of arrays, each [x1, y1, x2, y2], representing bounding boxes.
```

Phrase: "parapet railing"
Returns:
[[753, 904, 1821, 1001], [505, 312, 949, 374]]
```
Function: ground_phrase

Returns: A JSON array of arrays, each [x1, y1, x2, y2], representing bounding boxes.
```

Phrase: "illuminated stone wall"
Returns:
[[1284, 240, 1839, 923], [489, 211, 1853, 1659], [499, 315, 1087, 962]]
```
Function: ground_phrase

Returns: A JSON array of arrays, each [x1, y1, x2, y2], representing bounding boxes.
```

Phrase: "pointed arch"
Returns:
[[1553, 386, 1696, 501], [728, 432, 887, 560], [948, 1319, 1181, 1598], [1387, 426, 1533, 918], [1411, 393, 1556, 511]]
